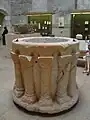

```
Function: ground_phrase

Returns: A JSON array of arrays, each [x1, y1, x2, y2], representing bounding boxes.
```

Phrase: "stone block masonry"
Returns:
[[10, 0, 32, 16]]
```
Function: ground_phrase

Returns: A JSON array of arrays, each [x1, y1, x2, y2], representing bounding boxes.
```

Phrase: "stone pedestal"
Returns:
[[11, 37, 79, 114]]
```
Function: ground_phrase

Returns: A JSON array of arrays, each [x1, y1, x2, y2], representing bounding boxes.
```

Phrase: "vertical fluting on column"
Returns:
[[51, 52, 58, 99], [32, 53, 41, 99], [38, 57, 53, 106], [68, 52, 79, 97], [11, 52, 24, 98], [56, 55, 71, 104], [19, 55, 36, 104]]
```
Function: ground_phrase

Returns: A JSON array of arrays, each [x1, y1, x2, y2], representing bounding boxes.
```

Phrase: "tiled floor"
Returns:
[[0, 46, 90, 120]]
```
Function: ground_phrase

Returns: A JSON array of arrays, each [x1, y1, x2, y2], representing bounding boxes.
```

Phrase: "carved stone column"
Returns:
[[11, 52, 24, 98], [32, 53, 41, 99], [68, 52, 79, 97], [51, 52, 58, 99], [38, 57, 53, 106], [56, 55, 72, 104], [19, 55, 36, 104]]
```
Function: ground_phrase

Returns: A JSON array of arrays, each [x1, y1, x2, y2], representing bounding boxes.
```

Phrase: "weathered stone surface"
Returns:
[[11, 37, 79, 114], [10, 0, 32, 15]]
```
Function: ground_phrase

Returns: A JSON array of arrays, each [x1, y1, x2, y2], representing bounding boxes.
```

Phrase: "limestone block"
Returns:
[[10, 52, 24, 98], [68, 53, 79, 97], [32, 53, 41, 99], [19, 55, 36, 104], [38, 57, 53, 106], [56, 55, 72, 104], [51, 52, 58, 99]]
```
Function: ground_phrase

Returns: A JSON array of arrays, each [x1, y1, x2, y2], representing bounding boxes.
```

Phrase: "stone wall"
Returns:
[[10, 0, 32, 16], [47, 0, 54, 12], [10, 0, 54, 25], [10, 0, 32, 25], [77, 0, 90, 9], [32, 0, 47, 12], [7, 0, 75, 25], [2, 0, 86, 27]]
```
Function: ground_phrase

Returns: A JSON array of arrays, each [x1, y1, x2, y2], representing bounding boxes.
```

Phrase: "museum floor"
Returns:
[[0, 28, 90, 120]]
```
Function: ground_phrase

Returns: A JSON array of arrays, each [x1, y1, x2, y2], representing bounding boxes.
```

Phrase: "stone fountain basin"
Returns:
[[11, 37, 79, 114], [12, 37, 79, 56]]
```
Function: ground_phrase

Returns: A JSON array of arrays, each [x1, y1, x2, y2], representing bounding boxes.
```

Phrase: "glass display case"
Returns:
[[27, 12, 52, 36], [71, 10, 90, 40]]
